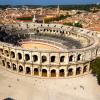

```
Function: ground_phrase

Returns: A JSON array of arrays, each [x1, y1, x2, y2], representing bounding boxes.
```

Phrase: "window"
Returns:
[[25, 54, 30, 61], [69, 55, 73, 62], [60, 56, 65, 62], [51, 69, 56, 77], [18, 53, 22, 60], [59, 69, 64, 77], [5, 50, 9, 56], [42, 56, 47, 63], [68, 68, 73, 76], [42, 69, 47, 77], [77, 54, 81, 61], [34, 68, 39, 76], [10, 51, 15, 58], [51, 56, 55, 62], [33, 55, 38, 62], [26, 67, 31, 74], [19, 66, 23, 72]]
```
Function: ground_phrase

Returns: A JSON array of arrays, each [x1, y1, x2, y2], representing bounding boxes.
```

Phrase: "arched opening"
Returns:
[[4, 97, 14, 100], [76, 67, 81, 75], [34, 68, 39, 76], [7, 62, 10, 68], [53, 30, 55, 32], [42, 69, 47, 77], [42, 56, 47, 63], [83, 65, 87, 73], [0, 48, 3, 54], [36, 30, 39, 33], [19, 65, 23, 72], [51, 69, 56, 77], [25, 54, 30, 61], [10, 51, 15, 58], [26, 67, 31, 74], [77, 54, 81, 61], [51, 56, 55, 62], [18, 53, 22, 60], [44, 29, 46, 31], [68, 68, 73, 76], [59, 69, 64, 77], [2, 60, 5, 66], [69, 55, 73, 62], [12, 64, 16, 71], [60, 56, 65, 62], [33, 55, 38, 62], [5, 50, 9, 57]]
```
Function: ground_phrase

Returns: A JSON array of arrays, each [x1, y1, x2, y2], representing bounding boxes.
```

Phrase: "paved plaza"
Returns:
[[0, 67, 100, 100]]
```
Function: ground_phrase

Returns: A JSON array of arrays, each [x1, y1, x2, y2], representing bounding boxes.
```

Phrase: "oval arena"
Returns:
[[0, 22, 100, 78]]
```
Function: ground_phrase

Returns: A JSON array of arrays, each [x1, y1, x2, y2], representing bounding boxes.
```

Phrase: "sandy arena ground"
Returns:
[[21, 41, 62, 51], [0, 67, 100, 100]]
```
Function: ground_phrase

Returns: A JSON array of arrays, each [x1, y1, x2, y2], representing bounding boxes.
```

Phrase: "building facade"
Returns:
[[0, 22, 100, 78]]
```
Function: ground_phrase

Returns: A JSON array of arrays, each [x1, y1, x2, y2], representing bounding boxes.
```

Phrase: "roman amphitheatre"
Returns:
[[0, 22, 100, 100]]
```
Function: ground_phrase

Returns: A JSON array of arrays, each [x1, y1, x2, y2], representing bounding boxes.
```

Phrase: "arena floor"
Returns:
[[0, 67, 100, 100], [21, 40, 63, 51]]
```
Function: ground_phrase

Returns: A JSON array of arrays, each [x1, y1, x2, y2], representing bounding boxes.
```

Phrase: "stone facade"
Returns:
[[0, 22, 100, 78]]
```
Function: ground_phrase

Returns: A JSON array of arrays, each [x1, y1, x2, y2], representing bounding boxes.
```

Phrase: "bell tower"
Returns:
[[32, 14, 37, 23], [57, 5, 60, 16]]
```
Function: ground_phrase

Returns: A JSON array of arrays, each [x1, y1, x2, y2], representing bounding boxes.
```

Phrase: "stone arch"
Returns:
[[42, 69, 47, 77], [10, 51, 15, 58], [51, 69, 56, 77], [36, 28, 39, 32], [56, 30, 58, 32], [97, 48, 100, 56], [42, 55, 47, 63], [25, 54, 30, 61], [67, 68, 73, 76], [0, 48, 3, 54], [12, 63, 17, 71], [7, 62, 10, 68], [34, 68, 39, 76], [43, 28, 46, 32], [2, 60, 5, 67], [51, 56, 56, 62], [18, 53, 22, 60], [60, 56, 65, 62], [19, 65, 23, 72], [53, 30, 55, 32], [69, 55, 74, 62], [76, 67, 81, 75], [33, 55, 38, 62], [4, 50, 9, 57], [77, 54, 81, 61], [50, 30, 52, 32], [26, 67, 31, 74], [83, 65, 88, 73], [59, 69, 65, 77]]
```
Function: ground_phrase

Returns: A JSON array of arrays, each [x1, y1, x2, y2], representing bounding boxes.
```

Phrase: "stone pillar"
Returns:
[[39, 66, 42, 77], [73, 67, 76, 76], [74, 54, 77, 62], [80, 66, 84, 74], [17, 64, 19, 73], [23, 66, 26, 75], [87, 62, 90, 73], [56, 69, 59, 77], [65, 67, 68, 77], [47, 66, 51, 77], [47, 69, 50, 77], [31, 67, 33, 76]]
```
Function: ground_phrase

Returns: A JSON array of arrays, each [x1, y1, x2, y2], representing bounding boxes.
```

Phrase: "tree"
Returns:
[[63, 22, 83, 28], [90, 57, 100, 85]]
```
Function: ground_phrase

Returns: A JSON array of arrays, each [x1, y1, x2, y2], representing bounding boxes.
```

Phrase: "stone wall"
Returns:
[[0, 22, 100, 78]]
